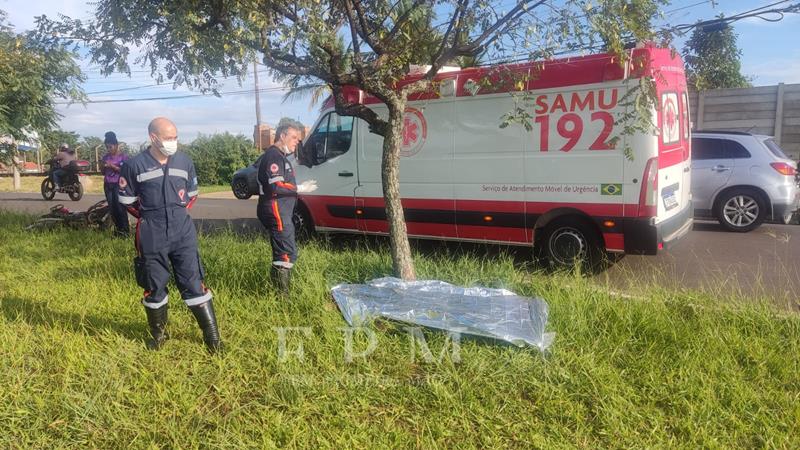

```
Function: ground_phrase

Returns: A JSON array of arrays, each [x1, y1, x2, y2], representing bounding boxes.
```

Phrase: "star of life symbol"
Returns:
[[662, 93, 680, 143], [400, 107, 427, 157]]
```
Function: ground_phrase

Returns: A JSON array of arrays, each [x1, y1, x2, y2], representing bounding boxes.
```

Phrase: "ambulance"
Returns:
[[293, 44, 693, 266]]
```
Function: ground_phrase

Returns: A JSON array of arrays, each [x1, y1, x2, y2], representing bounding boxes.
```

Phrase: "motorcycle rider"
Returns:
[[118, 117, 222, 353], [52, 144, 75, 188]]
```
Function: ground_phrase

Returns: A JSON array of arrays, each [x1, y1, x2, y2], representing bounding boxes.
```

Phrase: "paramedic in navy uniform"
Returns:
[[118, 117, 222, 353], [257, 123, 302, 294]]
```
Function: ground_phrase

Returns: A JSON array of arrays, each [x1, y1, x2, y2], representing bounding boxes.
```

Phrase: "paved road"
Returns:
[[2, 192, 798, 303]]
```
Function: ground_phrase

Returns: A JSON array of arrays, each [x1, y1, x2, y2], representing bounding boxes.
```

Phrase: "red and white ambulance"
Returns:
[[293, 44, 693, 266]]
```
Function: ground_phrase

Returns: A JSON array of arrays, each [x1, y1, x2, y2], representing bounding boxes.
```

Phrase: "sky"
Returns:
[[2, 0, 799, 147]]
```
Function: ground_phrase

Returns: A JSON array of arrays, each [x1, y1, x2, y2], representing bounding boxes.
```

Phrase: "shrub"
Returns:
[[184, 133, 260, 185]]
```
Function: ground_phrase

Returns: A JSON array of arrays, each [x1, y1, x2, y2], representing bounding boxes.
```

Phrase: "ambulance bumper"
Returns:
[[623, 202, 693, 255]]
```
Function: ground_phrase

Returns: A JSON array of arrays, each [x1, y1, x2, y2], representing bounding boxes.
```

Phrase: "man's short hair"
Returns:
[[275, 123, 299, 141]]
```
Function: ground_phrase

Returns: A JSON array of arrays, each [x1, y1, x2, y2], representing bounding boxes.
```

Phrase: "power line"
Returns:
[[56, 86, 289, 105], [663, 0, 717, 16], [85, 83, 167, 94], [673, 0, 798, 30], [476, 0, 799, 66]]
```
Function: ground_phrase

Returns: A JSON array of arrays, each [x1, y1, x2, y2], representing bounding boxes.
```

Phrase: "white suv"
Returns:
[[691, 131, 799, 232]]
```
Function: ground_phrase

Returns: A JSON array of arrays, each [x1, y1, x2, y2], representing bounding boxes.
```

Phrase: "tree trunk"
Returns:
[[382, 100, 416, 280], [12, 150, 21, 190]]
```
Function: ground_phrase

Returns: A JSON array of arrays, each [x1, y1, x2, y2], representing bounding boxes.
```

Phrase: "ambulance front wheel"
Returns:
[[292, 205, 313, 241], [540, 218, 602, 271]]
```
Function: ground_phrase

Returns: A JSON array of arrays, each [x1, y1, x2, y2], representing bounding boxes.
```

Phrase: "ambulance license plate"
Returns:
[[661, 183, 679, 211]]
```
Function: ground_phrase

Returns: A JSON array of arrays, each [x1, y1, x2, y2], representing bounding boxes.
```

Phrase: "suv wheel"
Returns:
[[716, 188, 766, 232], [232, 178, 251, 199]]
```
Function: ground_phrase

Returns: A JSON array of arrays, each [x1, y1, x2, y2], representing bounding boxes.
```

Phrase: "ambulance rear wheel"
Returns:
[[541, 219, 601, 271]]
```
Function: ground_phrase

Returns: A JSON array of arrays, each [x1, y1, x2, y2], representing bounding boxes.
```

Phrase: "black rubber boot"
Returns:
[[144, 304, 169, 350], [189, 299, 223, 354], [270, 266, 292, 295]]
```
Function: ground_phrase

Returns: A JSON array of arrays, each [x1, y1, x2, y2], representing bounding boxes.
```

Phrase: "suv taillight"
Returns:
[[770, 162, 797, 176], [638, 157, 659, 217]]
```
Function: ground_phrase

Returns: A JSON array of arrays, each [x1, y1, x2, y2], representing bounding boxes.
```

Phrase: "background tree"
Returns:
[[46, 0, 668, 280], [0, 9, 84, 179], [80, 135, 104, 170], [682, 19, 751, 91], [40, 129, 80, 155], [185, 133, 259, 186]]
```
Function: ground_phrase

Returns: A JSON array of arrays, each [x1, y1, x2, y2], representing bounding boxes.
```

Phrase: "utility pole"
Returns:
[[95, 145, 102, 172], [254, 59, 263, 150]]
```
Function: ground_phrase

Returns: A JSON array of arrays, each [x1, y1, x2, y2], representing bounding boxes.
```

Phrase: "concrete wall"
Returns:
[[688, 83, 800, 159]]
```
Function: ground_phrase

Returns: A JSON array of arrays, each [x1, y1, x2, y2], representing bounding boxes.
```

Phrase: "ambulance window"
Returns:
[[326, 113, 354, 159], [301, 115, 331, 166], [303, 113, 354, 166]]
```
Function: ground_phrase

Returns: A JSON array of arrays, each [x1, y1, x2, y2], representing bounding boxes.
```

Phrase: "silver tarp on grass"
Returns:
[[331, 277, 554, 350]]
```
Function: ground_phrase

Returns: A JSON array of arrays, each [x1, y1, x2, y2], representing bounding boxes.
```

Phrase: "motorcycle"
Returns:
[[40, 158, 88, 201], [25, 200, 112, 231]]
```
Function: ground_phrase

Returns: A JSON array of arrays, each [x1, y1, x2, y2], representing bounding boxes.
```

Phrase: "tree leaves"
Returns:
[[0, 9, 85, 164], [682, 19, 751, 91]]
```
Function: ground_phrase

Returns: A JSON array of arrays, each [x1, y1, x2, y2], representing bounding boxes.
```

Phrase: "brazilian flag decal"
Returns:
[[601, 184, 622, 196]]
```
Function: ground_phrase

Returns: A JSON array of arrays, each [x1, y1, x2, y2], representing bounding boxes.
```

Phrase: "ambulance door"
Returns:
[[356, 93, 456, 238], [355, 109, 387, 233], [454, 76, 527, 243], [296, 111, 359, 231]]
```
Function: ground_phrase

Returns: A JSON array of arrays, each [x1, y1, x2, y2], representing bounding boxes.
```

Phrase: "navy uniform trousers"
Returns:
[[135, 209, 210, 308], [257, 195, 298, 268]]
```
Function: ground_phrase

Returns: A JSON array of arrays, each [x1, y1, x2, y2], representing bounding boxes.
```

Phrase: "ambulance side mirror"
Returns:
[[298, 142, 312, 168], [314, 141, 326, 164]]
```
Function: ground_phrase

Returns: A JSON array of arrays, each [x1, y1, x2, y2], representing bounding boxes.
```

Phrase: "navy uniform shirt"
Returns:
[[257, 145, 297, 203], [118, 148, 199, 231]]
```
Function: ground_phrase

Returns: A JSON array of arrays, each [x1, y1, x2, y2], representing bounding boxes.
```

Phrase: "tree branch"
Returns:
[[331, 85, 389, 136], [460, 0, 547, 54], [377, 0, 428, 51], [343, 0, 368, 86], [423, 0, 470, 80], [351, 0, 385, 54]]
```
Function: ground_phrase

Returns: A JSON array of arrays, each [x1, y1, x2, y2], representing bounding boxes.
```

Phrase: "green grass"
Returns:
[[198, 184, 231, 195], [0, 210, 798, 448]]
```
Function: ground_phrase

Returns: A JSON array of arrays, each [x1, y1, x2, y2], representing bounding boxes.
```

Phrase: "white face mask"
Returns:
[[159, 139, 178, 156]]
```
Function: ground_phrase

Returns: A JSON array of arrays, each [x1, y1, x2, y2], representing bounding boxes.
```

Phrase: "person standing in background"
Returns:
[[256, 123, 302, 294], [99, 131, 130, 237]]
